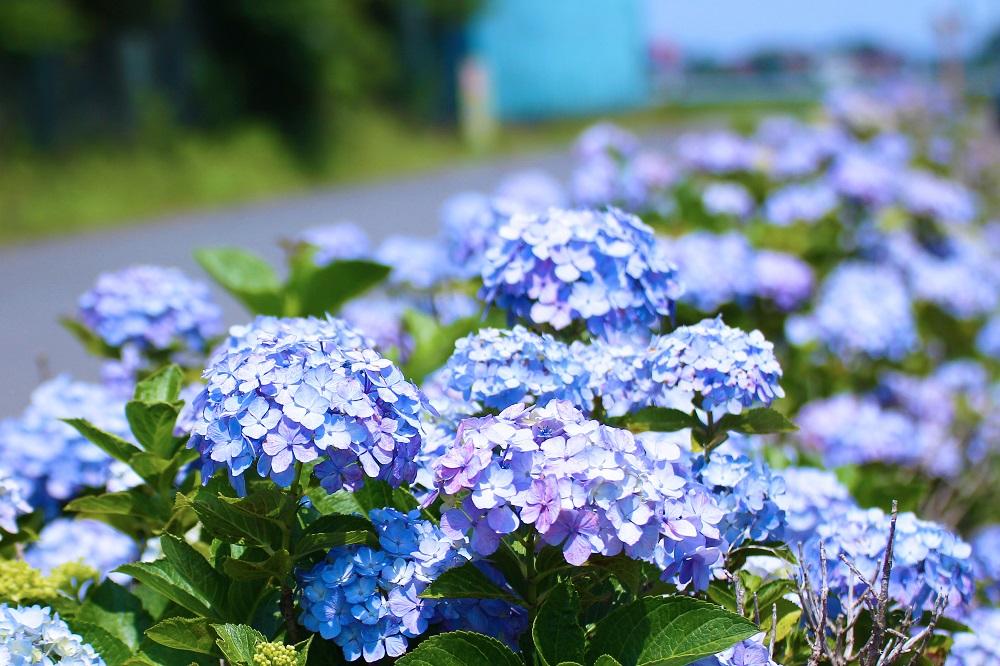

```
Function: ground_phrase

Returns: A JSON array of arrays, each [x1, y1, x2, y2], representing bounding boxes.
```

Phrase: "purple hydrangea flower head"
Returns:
[[702, 182, 754, 218], [0, 604, 105, 665], [829, 150, 896, 207], [77, 265, 222, 354], [480, 208, 682, 339], [437, 326, 592, 412], [0, 376, 133, 505], [978, 314, 1000, 359], [578, 339, 657, 418], [773, 467, 855, 544], [494, 169, 567, 211], [795, 394, 919, 468], [572, 150, 678, 212], [971, 525, 1000, 604], [677, 131, 758, 174], [375, 236, 454, 290], [660, 232, 757, 312], [25, 519, 138, 580], [297, 507, 524, 662], [693, 634, 780, 666], [0, 467, 30, 538], [575, 122, 639, 160], [787, 262, 915, 360], [645, 317, 784, 416], [439, 193, 519, 278], [695, 454, 786, 546], [802, 508, 975, 616], [763, 182, 837, 226], [431, 401, 728, 588], [947, 607, 1000, 665], [189, 318, 429, 494], [896, 170, 976, 224], [294, 223, 372, 265], [751, 250, 814, 311], [218, 315, 373, 357], [341, 297, 415, 364]]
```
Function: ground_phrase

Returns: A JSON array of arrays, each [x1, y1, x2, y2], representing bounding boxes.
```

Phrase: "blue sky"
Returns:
[[645, 0, 1000, 57]]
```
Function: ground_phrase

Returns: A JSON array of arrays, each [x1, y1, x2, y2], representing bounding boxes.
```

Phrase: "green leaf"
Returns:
[[419, 562, 524, 606], [594, 658, 624, 666], [125, 401, 184, 459], [586, 595, 758, 666], [726, 542, 797, 570], [133, 365, 184, 403], [183, 492, 284, 550], [295, 636, 313, 666], [75, 580, 151, 650], [289, 256, 390, 316], [66, 490, 171, 522], [294, 531, 376, 559], [717, 408, 797, 435], [533, 581, 585, 666], [64, 418, 142, 464], [116, 559, 212, 618], [71, 621, 133, 666], [212, 623, 266, 665], [395, 631, 523, 665], [612, 407, 698, 433], [223, 549, 292, 581], [402, 309, 483, 382], [146, 617, 216, 655], [60, 316, 119, 358], [195, 247, 284, 315], [160, 535, 230, 618]]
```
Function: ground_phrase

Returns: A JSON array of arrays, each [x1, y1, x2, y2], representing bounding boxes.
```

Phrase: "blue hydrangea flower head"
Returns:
[[218, 315, 373, 358], [432, 401, 728, 589], [976, 313, 1000, 359], [948, 607, 1000, 665], [896, 170, 976, 224], [646, 317, 784, 416], [341, 297, 415, 364], [801, 507, 975, 617], [971, 525, 1000, 604], [189, 317, 430, 494], [787, 262, 916, 360], [773, 467, 855, 545], [25, 519, 138, 581], [829, 149, 896, 206], [77, 265, 222, 354], [494, 169, 567, 211], [574, 122, 639, 160], [0, 376, 134, 506], [752, 250, 814, 311], [294, 223, 372, 265], [763, 182, 837, 226], [677, 131, 758, 174], [0, 467, 30, 538], [701, 182, 754, 219], [375, 236, 454, 290], [480, 207, 682, 339], [694, 454, 786, 547], [661, 232, 757, 312], [0, 604, 105, 665], [438, 326, 592, 412]]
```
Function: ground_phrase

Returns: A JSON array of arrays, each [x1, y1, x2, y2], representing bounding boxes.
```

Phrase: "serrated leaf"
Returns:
[[289, 257, 390, 316], [533, 581, 584, 666], [195, 247, 284, 315], [294, 531, 376, 559], [586, 595, 758, 666], [116, 559, 213, 618], [419, 562, 524, 606], [717, 408, 797, 435], [212, 623, 266, 665], [294, 636, 313, 666], [612, 407, 697, 433], [595, 658, 624, 666], [146, 617, 216, 655], [133, 365, 184, 403], [71, 621, 133, 666], [66, 490, 171, 522], [726, 542, 797, 570], [75, 580, 151, 650], [126, 401, 183, 459], [64, 418, 142, 464], [183, 492, 284, 549], [395, 631, 523, 665], [160, 534, 230, 618], [224, 550, 293, 581]]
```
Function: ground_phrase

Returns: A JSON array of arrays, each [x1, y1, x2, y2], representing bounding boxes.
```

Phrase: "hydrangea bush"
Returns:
[[1, 82, 998, 666]]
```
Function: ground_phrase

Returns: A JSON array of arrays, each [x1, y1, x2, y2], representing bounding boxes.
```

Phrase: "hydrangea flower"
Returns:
[[188, 317, 430, 494], [432, 401, 728, 589], [829, 150, 896, 206], [645, 317, 784, 416], [294, 223, 372, 265], [437, 326, 592, 412], [773, 467, 855, 544], [970, 525, 1000, 604], [439, 193, 512, 278], [375, 236, 454, 290], [786, 262, 916, 360], [947, 607, 1000, 665], [0, 467, 31, 538], [795, 394, 919, 468], [575, 122, 639, 160], [341, 297, 415, 364], [660, 232, 757, 312], [896, 170, 976, 224], [578, 339, 654, 418], [0, 604, 105, 666], [494, 169, 567, 211], [977, 314, 1000, 359], [676, 131, 758, 174], [801, 508, 975, 616], [694, 454, 786, 547], [751, 250, 814, 311], [480, 208, 682, 339], [693, 634, 780, 666], [297, 507, 524, 662], [701, 182, 754, 219], [217, 315, 373, 358], [25, 519, 139, 581], [763, 182, 837, 226], [77, 265, 222, 354], [0, 376, 134, 506]]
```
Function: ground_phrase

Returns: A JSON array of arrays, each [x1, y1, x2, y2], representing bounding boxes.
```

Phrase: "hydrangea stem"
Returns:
[[280, 461, 305, 644]]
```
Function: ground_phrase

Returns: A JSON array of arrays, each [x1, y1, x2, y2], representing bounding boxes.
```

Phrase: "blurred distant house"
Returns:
[[464, 0, 650, 120]]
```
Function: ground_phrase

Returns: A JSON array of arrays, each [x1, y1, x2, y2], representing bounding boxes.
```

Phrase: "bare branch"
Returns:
[[807, 542, 830, 666]]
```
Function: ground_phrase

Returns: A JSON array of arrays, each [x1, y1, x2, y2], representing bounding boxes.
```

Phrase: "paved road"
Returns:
[[0, 146, 582, 417]]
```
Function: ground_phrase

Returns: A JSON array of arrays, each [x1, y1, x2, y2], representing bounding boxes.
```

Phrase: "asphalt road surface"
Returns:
[[0, 146, 582, 417]]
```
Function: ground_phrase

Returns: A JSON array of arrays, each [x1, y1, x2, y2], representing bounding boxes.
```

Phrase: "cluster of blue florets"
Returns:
[[297, 507, 524, 662], [25, 519, 138, 581], [188, 316, 430, 494], [480, 207, 682, 339], [0, 604, 105, 666], [0, 467, 30, 539]]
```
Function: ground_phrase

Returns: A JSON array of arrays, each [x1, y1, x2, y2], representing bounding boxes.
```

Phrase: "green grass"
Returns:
[[0, 98, 815, 245]]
